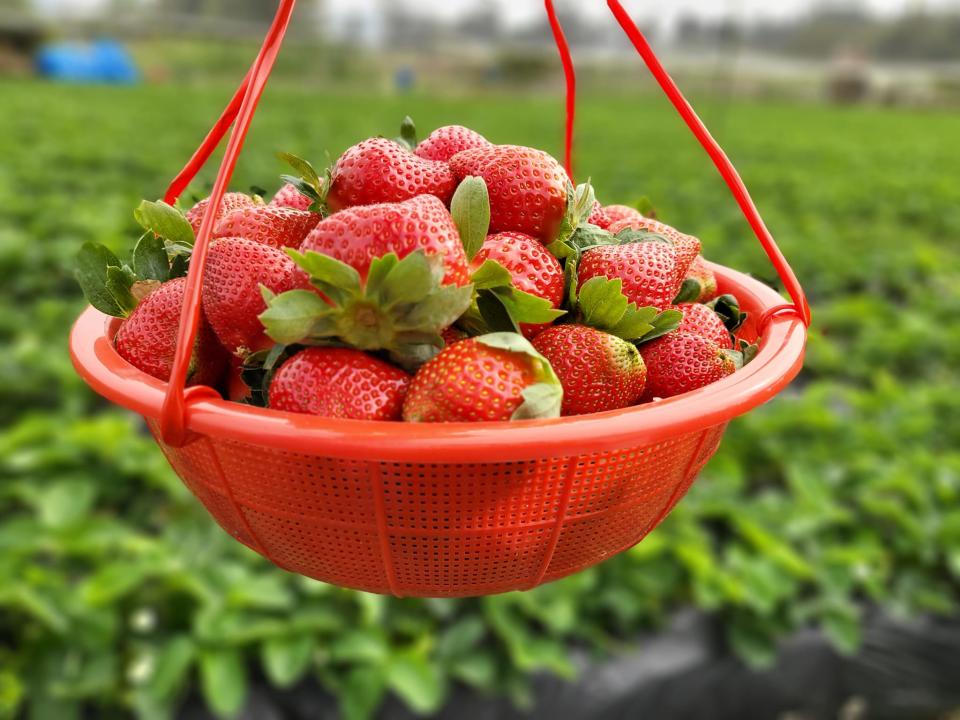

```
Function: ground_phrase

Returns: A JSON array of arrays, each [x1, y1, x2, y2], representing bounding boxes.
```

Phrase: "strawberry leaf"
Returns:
[[259, 289, 331, 345], [673, 278, 702, 304], [132, 233, 170, 282], [573, 275, 675, 343], [547, 222, 615, 262], [287, 249, 362, 305], [378, 253, 443, 307], [469, 259, 513, 290], [278, 152, 321, 189], [75, 242, 127, 317], [642, 309, 683, 343], [514, 382, 563, 420], [707, 293, 748, 334], [474, 291, 519, 334], [550, 181, 596, 252], [739, 339, 760, 366], [169, 254, 188, 279], [105, 265, 138, 316], [492, 288, 566, 325], [134, 200, 195, 247], [614, 228, 671, 245], [395, 116, 418, 151], [450, 176, 490, 262]]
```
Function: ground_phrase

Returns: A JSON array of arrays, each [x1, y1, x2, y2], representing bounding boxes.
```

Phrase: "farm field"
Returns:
[[1, 80, 959, 718]]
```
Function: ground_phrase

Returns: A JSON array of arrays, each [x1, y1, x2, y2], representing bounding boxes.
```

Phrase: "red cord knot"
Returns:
[[758, 303, 811, 334]]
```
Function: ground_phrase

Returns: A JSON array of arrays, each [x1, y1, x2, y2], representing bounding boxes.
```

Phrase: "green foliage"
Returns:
[[1, 80, 959, 718]]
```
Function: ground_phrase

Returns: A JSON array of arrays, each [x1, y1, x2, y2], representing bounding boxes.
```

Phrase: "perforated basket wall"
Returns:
[[149, 420, 726, 596]]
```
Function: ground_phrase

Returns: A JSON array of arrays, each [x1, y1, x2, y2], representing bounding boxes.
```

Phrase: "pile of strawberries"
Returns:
[[76, 119, 756, 423]]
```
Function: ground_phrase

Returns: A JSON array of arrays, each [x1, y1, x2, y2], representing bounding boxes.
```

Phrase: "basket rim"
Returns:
[[70, 261, 806, 463]]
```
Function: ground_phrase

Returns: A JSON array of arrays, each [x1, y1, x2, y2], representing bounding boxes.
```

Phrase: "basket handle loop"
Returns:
[[159, 0, 297, 447], [544, 0, 576, 181], [606, 0, 811, 328]]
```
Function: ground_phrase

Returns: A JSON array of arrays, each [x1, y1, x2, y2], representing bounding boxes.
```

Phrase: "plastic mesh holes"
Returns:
[[153, 426, 723, 596]]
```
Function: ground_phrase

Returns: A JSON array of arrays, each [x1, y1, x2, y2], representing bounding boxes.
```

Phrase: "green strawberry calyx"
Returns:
[[458, 259, 567, 336], [722, 339, 760, 370], [259, 250, 473, 370], [75, 203, 189, 318], [475, 332, 563, 420], [450, 175, 491, 262], [546, 180, 597, 259], [278, 151, 329, 215], [393, 115, 418, 151], [707, 293, 748, 335], [573, 276, 681, 344]]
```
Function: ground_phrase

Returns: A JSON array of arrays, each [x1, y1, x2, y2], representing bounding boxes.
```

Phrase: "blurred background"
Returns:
[[2, 1, 960, 718]]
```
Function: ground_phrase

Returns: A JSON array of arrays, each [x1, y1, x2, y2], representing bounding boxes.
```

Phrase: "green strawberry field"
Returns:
[[1, 79, 959, 718]]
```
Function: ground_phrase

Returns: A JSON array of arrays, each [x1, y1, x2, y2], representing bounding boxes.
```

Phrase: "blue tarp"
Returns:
[[35, 40, 139, 84]]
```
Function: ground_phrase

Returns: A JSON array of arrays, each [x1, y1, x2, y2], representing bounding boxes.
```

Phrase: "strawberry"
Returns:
[[269, 347, 410, 420], [115, 277, 226, 386], [269, 182, 314, 211], [532, 325, 646, 416], [674, 302, 732, 350], [601, 204, 646, 228], [441, 326, 468, 347], [402, 333, 563, 422], [212, 205, 319, 249], [471, 231, 564, 338], [415, 125, 492, 162], [639, 332, 736, 400], [586, 201, 612, 229], [202, 237, 313, 357], [577, 237, 700, 311], [184, 192, 260, 235], [326, 137, 457, 211], [226, 356, 252, 402], [607, 216, 698, 249], [448, 145, 569, 243], [684, 255, 718, 302], [301, 194, 469, 287]]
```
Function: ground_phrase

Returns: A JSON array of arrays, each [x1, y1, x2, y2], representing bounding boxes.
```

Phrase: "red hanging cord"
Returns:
[[606, 0, 810, 327], [544, 0, 576, 181], [160, 0, 298, 446]]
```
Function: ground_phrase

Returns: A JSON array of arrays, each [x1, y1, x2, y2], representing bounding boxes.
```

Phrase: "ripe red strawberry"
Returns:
[[115, 277, 226, 386], [269, 182, 314, 211], [441, 326, 467, 347], [226, 357, 252, 403], [202, 237, 313, 357], [639, 332, 736, 400], [607, 216, 697, 248], [301, 194, 469, 287], [684, 255, 718, 302], [586, 201, 612, 229], [531, 325, 646, 416], [185, 192, 259, 235], [471, 231, 564, 338], [415, 125, 492, 162], [674, 302, 732, 349], [402, 333, 562, 422], [448, 145, 569, 243], [326, 137, 457, 211], [269, 348, 410, 420], [212, 205, 319, 249], [601, 204, 646, 228], [577, 237, 701, 310]]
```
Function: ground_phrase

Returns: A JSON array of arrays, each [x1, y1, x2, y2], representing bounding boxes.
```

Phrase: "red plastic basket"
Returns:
[[69, 0, 810, 597]]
